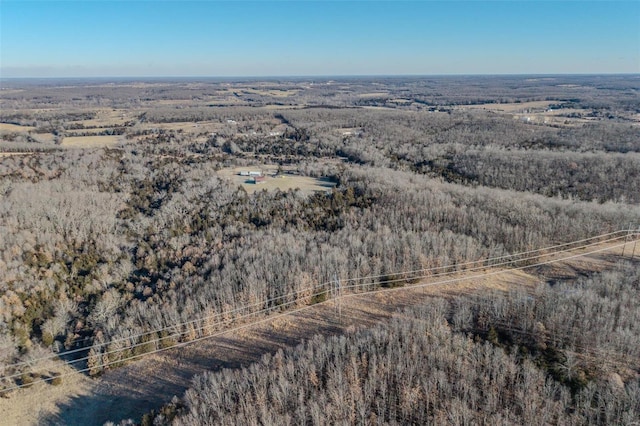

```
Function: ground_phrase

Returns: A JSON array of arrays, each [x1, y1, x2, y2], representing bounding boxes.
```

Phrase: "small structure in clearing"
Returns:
[[239, 170, 261, 177], [220, 165, 337, 195]]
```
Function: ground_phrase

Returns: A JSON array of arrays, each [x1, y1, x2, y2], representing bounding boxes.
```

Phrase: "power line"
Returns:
[[1, 232, 635, 379], [33, 228, 631, 365], [3, 230, 628, 373], [2, 233, 636, 392]]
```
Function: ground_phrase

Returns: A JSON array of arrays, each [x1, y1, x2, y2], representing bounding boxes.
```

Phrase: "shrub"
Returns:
[[20, 373, 35, 388], [50, 373, 62, 386], [310, 290, 328, 305], [380, 274, 406, 289]]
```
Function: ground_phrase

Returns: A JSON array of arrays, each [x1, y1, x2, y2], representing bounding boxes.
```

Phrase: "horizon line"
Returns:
[[2, 72, 639, 81]]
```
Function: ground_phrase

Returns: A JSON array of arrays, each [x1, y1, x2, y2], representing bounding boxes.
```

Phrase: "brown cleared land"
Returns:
[[0, 152, 32, 158], [457, 100, 555, 113], [60, 135, 122, 148], [241, 88, 300, 97], [68, 109, 132, 128], [0, 123, 35, 133], [137, 121, 223, 133], [217, 166, 337, 195]]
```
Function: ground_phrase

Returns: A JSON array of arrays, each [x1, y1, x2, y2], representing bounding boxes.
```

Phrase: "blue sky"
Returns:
[[1, 1, 639, 77]]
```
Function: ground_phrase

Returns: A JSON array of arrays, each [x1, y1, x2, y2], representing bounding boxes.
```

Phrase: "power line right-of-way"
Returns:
[[1, 229, 638, 393]]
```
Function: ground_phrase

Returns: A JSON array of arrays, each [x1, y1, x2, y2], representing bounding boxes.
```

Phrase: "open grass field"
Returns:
[[357, 92, 390, 98], [457, 100, 555, 113], [455, 101, 605, 127], [138, 121, 223, 133], [240, 88, 300, 97], [33, 133, 57, 143], [218, 166, 337, 194], [68, 109, 131, 128], [0, 152, 32, 158], [0, 123, 35, 133], [511, 108, 605, 126], [61, 135, 122, 148]]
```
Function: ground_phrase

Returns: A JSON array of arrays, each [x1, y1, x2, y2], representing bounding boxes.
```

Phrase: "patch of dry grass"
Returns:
[[0, 152, 31, 158], [357, 92, 390, 98], [66, 109, 133, 128], [139, 121, 222, 133], [459, 100, 555, 112], [242, 88, 299, 97], [0, 123, 35, 133], [61, 135, 122, 148], [218, 166, 336, 195], [0, 361, 94, 426]]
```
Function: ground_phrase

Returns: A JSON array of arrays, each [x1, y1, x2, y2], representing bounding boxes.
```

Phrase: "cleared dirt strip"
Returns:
[[1, 238, 637, 425]]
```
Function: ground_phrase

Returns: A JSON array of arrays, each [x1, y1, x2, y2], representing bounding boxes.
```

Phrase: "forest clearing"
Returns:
[[60, 136, 123, 148], [0, 234, 637, 425]]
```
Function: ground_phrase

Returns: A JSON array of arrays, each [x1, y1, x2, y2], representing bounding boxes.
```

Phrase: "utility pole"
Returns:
[[337, 276, 342, 322], [333, 273, 342, 322], [622, 224, 631, 257]]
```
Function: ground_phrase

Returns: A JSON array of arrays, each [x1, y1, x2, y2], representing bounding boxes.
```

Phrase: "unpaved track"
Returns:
[[2, 240, 637, 425]]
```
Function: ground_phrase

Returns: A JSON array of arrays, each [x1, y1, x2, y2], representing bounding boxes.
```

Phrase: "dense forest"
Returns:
[[0, 75, 639, 423]]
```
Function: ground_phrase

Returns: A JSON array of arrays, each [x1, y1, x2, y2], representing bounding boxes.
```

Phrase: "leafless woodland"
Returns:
[[166, 262, 640, 425], [0, 75, 639, 424]]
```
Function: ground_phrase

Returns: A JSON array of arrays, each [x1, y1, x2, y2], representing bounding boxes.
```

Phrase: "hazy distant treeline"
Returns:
[[2, 74, 638, 110]]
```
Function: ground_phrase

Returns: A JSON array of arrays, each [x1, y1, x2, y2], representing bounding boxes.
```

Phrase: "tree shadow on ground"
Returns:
[[38, 291, 424, 425]]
